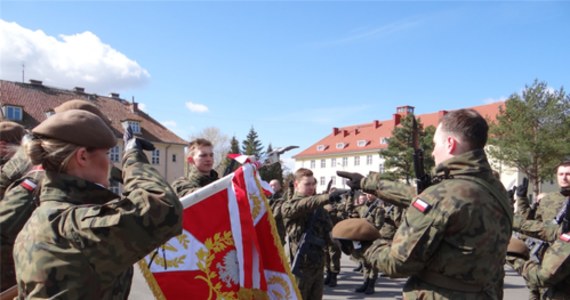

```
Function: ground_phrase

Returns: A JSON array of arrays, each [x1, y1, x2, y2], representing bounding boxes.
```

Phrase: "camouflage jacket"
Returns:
[[0, 147, 32, 199], [364, 149, 513, 299], [281, 193, 332, 270], [509, 232, 570, 299], [268, 192, 287, 246], [379, 204, 404, 240], [356, 200, 385, 230], [13, 149, 183, 299], [536, 192, 566, 222], [171, 166, 219, 197], [513, 214, 561, 243]]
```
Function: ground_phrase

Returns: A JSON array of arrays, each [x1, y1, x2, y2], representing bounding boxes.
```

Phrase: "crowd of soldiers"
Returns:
[[1, 102, 569, 300]]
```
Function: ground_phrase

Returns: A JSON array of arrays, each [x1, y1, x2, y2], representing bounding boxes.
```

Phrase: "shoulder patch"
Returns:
[[560, 233, 570, 242], [20, 179, 38, 191], [412, 198, 431, 213]]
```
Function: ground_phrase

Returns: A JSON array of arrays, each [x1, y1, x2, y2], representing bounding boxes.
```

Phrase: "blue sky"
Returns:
[[1, 1, 569, 170]]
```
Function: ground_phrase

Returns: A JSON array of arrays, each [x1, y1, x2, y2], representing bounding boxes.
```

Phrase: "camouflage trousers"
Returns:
[[0, 244, 16, 291], [325, 243, 341, 274], [295, 267, 324, 300], [362, 258, 378, 279]]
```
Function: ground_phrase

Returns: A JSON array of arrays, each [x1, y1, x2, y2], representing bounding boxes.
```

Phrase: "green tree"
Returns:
[[241, 126, 264, 156], [217, 136, 241, 175], [488, 79, 570, 196], [259, 144, 284, 183], [379, 114, 435, 184]]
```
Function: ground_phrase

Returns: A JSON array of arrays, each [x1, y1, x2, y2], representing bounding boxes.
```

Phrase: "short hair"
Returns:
[[294, 168, 313, 181], [440, 109, 488, 150], [187, 138, 213, 156], [558, 157, 570, 169]]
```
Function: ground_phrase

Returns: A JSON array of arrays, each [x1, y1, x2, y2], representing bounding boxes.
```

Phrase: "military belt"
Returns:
[[416, 270, 484, 293]]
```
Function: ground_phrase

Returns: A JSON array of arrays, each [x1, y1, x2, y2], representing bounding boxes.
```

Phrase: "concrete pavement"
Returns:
[[322, 254, 530, 299]]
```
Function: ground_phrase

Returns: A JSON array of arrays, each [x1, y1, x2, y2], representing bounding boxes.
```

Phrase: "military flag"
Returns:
[[137, 162, 300, 299]]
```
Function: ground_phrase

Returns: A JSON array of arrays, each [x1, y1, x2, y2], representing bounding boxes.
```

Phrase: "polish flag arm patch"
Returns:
[[412, 198, 431, 213], [560, 233, 570, 243], [20, 179, 38, 191]]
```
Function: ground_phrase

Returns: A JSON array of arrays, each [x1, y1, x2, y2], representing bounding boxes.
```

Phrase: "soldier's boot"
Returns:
[[328, 272, 338, 287], [324, 271, 332, 286], [352, 262, 363, 272], [528, 289, 540, 300], [354, 278, 370, 293], [364, 276, 377, 295]]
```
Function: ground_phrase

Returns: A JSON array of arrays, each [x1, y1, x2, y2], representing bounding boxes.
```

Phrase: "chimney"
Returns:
[[355, 128, 360, 135], [343, 130, 349, 137], [109, 92, 120, 98], [130, 96, 138, 113], [29, 79, 43, 86], [373, 120, 381, 128], [393, 113, 401, 126], [333, 127, 340, 136], [74, 87, 85, 93]]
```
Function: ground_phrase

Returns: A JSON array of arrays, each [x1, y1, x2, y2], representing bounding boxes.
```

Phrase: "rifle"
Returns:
[[524, 237, 548, 263], [363, 198, 381, 218], [290, 211, 325, 277], [412, 115, 431, 194]]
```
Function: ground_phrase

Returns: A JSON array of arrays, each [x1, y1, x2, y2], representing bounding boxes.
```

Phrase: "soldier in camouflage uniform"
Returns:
[[322, 189, 350, 288], [268, 179, 287, 245], [12, 110, 183, 299], [171, 138, 219, 197], [0, 121, 24, 168], [534, 161, 570, 223], [280, 168, 337, 300], [339, 109, 513, 299]]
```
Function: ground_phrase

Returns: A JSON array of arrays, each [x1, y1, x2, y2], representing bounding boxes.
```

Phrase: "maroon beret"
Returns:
[[0, 121, 25, 144], [332, 218, 381, 241], [33, 109, 116, 149]]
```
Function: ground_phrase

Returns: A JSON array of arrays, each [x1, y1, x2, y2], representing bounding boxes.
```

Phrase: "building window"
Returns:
[[3, 106, 23, 121], [320, 176, 325, 185], [342, 157, 348, 167], [109, 180, 121, 194], [320, 159, 326, 168], [336, 142, 345, 149], [379, 163, 385, 173], [310, 160, 315, 168], [316, 145, 325, 151], [109, 146, 120, 162], [331, 158, 336, 167], [45, 110, 55, 118], [152, 149, 160, 164], [172, 154, 177, 162], [380, 137, 389, 145], [357, 140, 367, 147], [354, 156, 360, 166], [366, 155, 373, 165]]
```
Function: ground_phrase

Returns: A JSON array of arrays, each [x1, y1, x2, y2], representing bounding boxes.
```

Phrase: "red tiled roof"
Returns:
[[0, 79, 187, 145], [294, 102, 504, 159]]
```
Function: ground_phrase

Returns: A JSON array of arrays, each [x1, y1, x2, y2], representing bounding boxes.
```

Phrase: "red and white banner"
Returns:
[[137, 163, 300, 299]]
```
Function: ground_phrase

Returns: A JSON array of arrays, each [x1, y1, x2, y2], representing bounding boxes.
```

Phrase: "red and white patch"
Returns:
[[20, 179, 37, 191], [412, 198, 431, 213], [559, 233, 570, 243]]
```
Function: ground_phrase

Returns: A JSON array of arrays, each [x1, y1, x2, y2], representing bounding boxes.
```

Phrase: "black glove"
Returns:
[[507, 186, 516, 201], [516, 178, 529, 198], [328, 189, 350, 202], [123, 124, 155, 151], [336, 171, 364, 190]]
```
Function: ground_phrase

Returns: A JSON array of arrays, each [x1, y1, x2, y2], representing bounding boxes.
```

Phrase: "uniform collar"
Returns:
[[40, 171, 118, 205]]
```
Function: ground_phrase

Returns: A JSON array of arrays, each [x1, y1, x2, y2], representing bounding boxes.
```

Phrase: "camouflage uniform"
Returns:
[[536, 192, 567, 223], [268, 190, 287, 245], [362, 149, 513, 299], [379, 204, 404, 241], [281, 193, 332, 300], [0, 166, 44, 291], [13, 149, 183, 299], [171, 165, 219, 197], [0, 147, 32, 199], [354, 199, 384, 294], [508, 232, 570, 299], [323, 199, 347, 286]]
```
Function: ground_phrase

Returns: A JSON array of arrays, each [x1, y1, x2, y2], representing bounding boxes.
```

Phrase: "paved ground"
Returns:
[[322, 254, 529, 299]]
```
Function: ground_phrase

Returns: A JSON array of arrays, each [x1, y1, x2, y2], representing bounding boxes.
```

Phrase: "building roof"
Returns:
[[0, 79, 187, 145], [294, 101, 504, 159]]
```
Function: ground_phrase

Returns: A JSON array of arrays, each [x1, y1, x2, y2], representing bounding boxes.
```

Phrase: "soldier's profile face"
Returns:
[[295, 176, 316, 197], [432, 124, 446, 166], [191, 145, 214, 174], [557, 165, 570, 188]]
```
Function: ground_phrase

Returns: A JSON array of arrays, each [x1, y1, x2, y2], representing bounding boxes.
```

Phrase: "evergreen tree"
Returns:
[[488, 79, 570, 196], [259, 144, 284, 183], [218, 135, 241, 175], [379, 114, 435, 184], [241, 126, 264, 156]]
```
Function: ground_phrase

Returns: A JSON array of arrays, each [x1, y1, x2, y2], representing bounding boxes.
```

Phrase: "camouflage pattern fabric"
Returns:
[[363, 149, 513, 299], [379, 204, 404, 241], [536, 192, 567, 222], [13, 149, 183, 299], [0, 167, 44, 291], [324, 199, 347, 274], [361, 174, 415, 208], [508, 232, 570, 299], [513, 214, 561, 243], [0, 147, 32, 199], [268, 191, 287, 246], [281, 193, 332, 300], [171, 165, 219, 197]]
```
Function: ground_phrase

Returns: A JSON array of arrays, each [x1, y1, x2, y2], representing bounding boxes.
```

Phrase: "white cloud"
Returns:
[[481, 97, 507, 104], [0, 20, 150, 94], [138, 103, 147, 111], [185, 101, 209, 113], [161, 120, 177, 128]]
